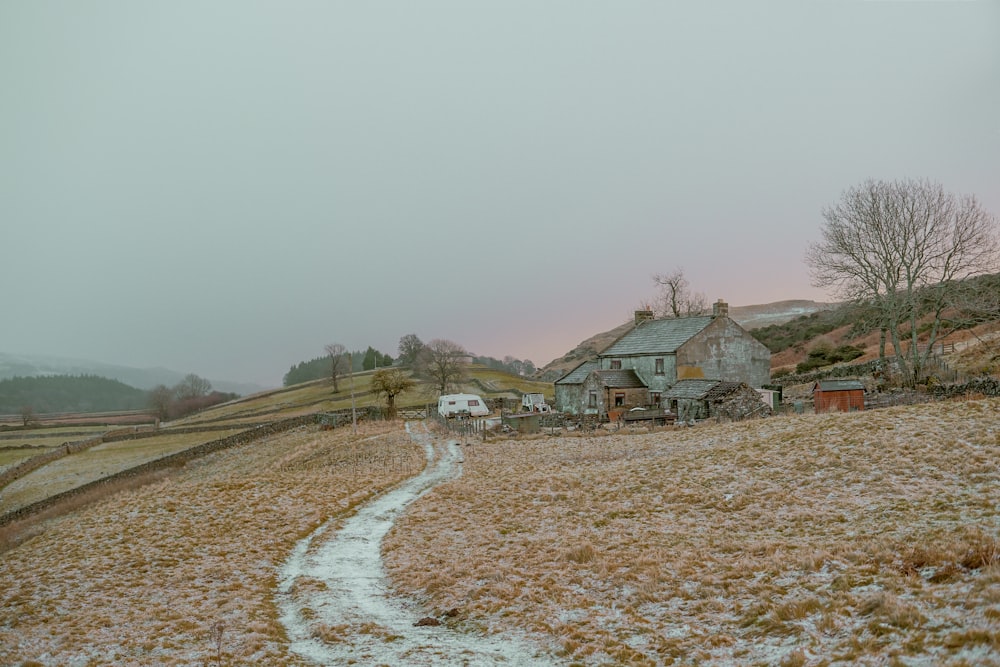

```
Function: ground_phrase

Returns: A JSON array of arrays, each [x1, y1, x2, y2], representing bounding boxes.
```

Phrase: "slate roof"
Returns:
[[814, 379, 865, 392], [601, 316, 714, 357], [662, 379, 720, 400], [663, 379, 745, 401], [702, 381, 747, 400], [554, 361, 599, 385], [590, 369, 646, 389]]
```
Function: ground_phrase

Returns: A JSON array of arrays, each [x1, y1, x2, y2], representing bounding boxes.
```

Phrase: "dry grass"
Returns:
[[0, 429, 246, 514], [383, 398, 1000, 665], [0, 421, 422, 666], [0, 427, 110, 471], [0, 444, 60, 471], [3, 397, 997, 665]]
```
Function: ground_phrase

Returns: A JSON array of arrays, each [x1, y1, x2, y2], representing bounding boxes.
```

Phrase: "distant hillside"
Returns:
[[0, 353, 264, 396], [0, 375, 149, 415], [537, 300, 836, 380], [728, 300, 837, 330]]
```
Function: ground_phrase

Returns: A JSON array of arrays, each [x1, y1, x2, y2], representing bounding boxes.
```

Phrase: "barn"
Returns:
[[813, 379, 865, 413]]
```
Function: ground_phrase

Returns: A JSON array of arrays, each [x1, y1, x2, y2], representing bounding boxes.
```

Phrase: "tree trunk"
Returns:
[[889, 325, 914, 387]]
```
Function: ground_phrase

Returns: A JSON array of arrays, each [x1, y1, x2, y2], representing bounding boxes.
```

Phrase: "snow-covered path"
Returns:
[[276, 422, 561, 666]]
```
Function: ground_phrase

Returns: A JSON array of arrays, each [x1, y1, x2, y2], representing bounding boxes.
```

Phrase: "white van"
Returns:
[[437, 393, 490, 418]]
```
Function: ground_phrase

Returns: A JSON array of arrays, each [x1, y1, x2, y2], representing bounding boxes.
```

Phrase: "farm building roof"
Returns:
[[814, 379, 865, 392], [663, 379, 746, 401], [554, 361, 599, 385], [702, 381, 748, 400], [662, 379, 720, 400], [590, 369, 646, 389], [601, 316, 714, 357]]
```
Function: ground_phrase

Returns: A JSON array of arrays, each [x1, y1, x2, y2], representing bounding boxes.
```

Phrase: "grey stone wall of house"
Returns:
[[600, 354, 677, 393], [677, 317, 771, 387], [674, 386, 771, 423], [554, 383, 585, 415], [709, 385, 773, 421], [577, 375, 648, 415], [675, 398, 708, 422], [581, 374, 606, 415]]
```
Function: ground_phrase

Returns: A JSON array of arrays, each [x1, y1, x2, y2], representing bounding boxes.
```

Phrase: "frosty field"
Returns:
[[0, 398, 997, 666], [383, 399, 999, 665]]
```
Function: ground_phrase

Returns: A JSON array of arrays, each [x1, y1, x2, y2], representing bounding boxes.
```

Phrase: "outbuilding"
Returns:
[[663, 379, 771, 423], [812, 379, 865, 413]]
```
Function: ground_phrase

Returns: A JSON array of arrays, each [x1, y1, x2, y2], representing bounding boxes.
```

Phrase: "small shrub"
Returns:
[[565, 544, 597, 564]]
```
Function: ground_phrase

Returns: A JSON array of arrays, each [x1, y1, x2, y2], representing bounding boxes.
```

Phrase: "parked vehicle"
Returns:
[[521, 393, 551, 413], [437, 393, 490, 418]]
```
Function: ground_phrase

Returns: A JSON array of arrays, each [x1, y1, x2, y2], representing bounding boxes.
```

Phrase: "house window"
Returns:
[[610, 359, 622, 370], [614, 392, 625, 407], [650, 392, 661, 406], [655, 358, 664, 375], [588, 391, 598, 408]]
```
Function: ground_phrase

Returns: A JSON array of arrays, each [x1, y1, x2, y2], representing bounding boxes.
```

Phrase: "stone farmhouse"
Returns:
[[554, 300, 771, 417]]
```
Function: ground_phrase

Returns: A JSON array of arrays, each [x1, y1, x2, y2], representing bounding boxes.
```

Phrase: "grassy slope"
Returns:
[[0, 427, 110, 472], [0, 422, 421, 666], [0, 429, 245, 514], [1, 365, 549, 516], [175, 365, 554, 427]]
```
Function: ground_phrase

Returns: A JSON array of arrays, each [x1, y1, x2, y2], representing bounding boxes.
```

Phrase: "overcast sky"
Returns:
[[2, 1, 998, 387]]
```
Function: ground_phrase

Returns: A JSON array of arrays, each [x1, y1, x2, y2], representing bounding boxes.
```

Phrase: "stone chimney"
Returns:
[[634, 309, 654, 325], [712, 299, 729, 319]]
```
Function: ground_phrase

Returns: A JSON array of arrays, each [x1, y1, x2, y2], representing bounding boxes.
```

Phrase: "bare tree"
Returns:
[[419, 339, 468, 393], [651, 267, 708, 318], [324, 343, 349, 392], [397, 334, 425, 368], [148, 384, 174, 420], [370, 368, 415, 419], [174, 374, 212, 400], [805, 178, 999, 385], [19, 405, 37, 427], [948, 273, 1000, 341]]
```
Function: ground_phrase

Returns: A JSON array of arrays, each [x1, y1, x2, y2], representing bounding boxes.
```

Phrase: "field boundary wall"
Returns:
[[0, 414, 317, 527]]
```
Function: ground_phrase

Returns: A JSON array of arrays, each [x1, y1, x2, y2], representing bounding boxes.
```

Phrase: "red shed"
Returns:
[[813, 379, 865, 413]]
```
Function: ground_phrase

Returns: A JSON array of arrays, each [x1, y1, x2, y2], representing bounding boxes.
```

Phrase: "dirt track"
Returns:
[[276, 421, 562, 665]]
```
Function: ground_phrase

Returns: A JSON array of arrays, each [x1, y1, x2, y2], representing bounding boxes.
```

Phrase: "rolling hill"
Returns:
[[0, 352, 266, 396]]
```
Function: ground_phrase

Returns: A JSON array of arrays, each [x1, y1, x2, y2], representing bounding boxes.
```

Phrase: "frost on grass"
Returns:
[[383, 398, 1000, 665], [0, 422, 422, 666], [3, 400, 998, 666]]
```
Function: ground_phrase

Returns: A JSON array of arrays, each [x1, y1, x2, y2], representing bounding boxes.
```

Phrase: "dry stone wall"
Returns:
[[0, 415, 317, 527]]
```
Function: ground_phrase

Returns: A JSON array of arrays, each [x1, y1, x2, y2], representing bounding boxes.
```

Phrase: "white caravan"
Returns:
[[437, 393, 490, 418]]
